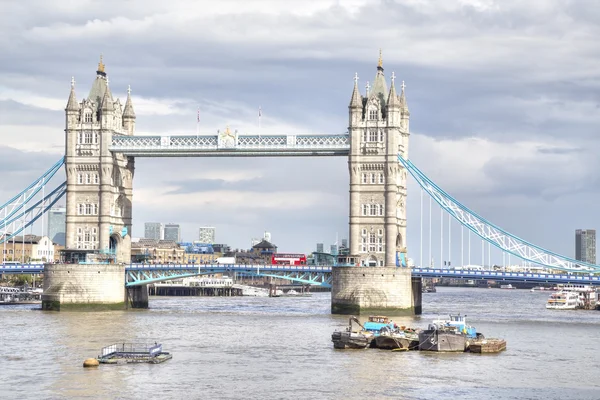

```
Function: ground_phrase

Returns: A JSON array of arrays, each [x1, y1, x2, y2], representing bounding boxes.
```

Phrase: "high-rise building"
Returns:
[[263, 231, 271, 242], [164, 223, 181, 242], [198, 227, 216, 244], [145, 222, 163, 240], [576, 229, 596, 264], [316, 243, 324, 253], [48, 206, 66, 246], [341, 239, 348, 248], [330, 244, 338, 256]]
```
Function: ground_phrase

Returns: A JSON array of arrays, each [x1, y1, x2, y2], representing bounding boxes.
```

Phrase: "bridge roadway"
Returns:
[[3, 264, 600, 286]]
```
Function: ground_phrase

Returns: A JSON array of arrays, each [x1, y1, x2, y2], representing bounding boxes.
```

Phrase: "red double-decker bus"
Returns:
[[271, 253, 307, 265]]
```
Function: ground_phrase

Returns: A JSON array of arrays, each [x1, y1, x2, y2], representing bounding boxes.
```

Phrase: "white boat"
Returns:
[[546, 291, 580, 310], [500, 284, 516, 289]]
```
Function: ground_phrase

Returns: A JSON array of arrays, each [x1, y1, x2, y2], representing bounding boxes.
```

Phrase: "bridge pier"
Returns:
[[331, 267, 417, 315], [126, 285, 149, 309], [42, 264, 126, 311]]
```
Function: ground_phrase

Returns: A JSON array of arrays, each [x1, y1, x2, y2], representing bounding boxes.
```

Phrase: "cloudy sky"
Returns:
[[2, 0, 600, 265]]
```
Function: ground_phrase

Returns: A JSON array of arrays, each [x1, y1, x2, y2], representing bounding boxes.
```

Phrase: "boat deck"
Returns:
[[468, 338, 506, 353]]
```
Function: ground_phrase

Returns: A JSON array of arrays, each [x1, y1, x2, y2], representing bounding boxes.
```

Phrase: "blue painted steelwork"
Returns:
[[398, 155, 600, 273], [3, 264, 599, 287], [0, 264, 45, 274], [0, 158, 64, 225], [0, 182, 67, 245], [124, 264, 333, 287], [109, 134, 350, 157], [412, 268, 600, 286]]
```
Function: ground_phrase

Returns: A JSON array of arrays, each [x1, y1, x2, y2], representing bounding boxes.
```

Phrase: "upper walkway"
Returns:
[[3, 263, 600, 286], [108, 134, 350, 157]]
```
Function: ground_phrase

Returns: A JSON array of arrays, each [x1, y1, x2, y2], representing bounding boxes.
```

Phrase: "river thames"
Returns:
[[2, 287, 600, 399]]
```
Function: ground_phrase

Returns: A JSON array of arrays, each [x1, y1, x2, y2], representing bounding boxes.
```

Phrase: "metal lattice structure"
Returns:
[[398, 155, 600, 273], [109, 134, 350, 157]]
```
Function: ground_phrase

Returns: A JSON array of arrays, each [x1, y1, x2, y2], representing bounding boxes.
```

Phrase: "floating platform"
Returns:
[[96, 343, 172, 364], [468, 338, 507, 353]]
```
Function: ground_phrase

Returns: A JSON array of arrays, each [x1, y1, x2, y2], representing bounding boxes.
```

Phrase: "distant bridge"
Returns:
[[4, 264, 600, 287]]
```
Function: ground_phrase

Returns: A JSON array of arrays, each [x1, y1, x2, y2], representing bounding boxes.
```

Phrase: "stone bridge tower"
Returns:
[[332, 53, 421, 315], [64, 57, 135, 263]]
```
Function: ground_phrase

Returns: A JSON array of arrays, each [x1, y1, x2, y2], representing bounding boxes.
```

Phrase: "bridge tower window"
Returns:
[[369, 130, 378, 142], [368, 108, 377, 120]]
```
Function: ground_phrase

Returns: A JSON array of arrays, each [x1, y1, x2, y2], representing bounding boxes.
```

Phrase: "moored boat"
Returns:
[[375, 326, 420, 350], [546, 291, 580, 310], [500, 284, 516, 289], [331, 317, 374, 349], [418, 314, 481, 352]]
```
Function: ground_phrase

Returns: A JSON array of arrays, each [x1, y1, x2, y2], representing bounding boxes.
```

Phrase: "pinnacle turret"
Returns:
[[349, 72, 362, 108], [123, 85, 136, 119], [66, 76, 79, 111], [400, 80, 409, 113], [387, 72, 400, 108], [101, 78, 114, 111]]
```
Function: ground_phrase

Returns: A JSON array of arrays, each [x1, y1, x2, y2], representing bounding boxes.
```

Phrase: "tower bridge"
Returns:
[[2, 53, 599, 312]]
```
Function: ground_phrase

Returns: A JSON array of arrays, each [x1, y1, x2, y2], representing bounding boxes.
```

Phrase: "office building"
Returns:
[[144, 222, 163, 240], [198, 226, 216, 244], [575, 229, 596, 264], [316, 243, 324, 253], [164, 223, 181, 242], [48, 206, 66, 246]]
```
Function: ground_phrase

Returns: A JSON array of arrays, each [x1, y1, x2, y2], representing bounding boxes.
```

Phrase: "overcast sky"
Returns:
[[2, 0, 600, 265]]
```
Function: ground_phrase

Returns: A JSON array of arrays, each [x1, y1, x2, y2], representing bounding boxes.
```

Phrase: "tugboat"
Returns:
[[331, 317, 374, 349], [418, 314, 482, 352]]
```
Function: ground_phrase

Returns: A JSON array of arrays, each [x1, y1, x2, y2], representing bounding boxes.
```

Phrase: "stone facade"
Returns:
[[348, 55, 410, 267], [42, 263, 126, 310], [64, 57, 135, 263], [331, 267, 415, 314]]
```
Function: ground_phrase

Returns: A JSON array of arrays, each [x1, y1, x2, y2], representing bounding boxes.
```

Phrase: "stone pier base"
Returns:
[[331, 266, 416, 315], [42, 263, 126, 311], [126, 285, 149, 309]]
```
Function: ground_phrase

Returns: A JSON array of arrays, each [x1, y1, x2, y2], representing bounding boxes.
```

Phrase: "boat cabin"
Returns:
[[363, 315, 396, 333], [368, 316, 390, 324]]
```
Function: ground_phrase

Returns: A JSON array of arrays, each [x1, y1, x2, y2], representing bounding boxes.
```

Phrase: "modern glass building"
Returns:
[[144, 222, 163, 240], [164, 223, 181, 242], [575, 229, 596, 264]]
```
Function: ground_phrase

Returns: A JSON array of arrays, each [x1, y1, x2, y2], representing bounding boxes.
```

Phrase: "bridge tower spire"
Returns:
[[332, 51, 417, 315]]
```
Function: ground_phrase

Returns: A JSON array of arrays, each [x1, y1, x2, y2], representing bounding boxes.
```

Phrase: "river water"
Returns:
[[2, 287, 600, 400]]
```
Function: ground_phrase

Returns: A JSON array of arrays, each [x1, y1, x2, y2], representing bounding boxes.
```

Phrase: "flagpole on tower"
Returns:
[[196, 108, 200, 139], [258, 106, 262, 129]]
